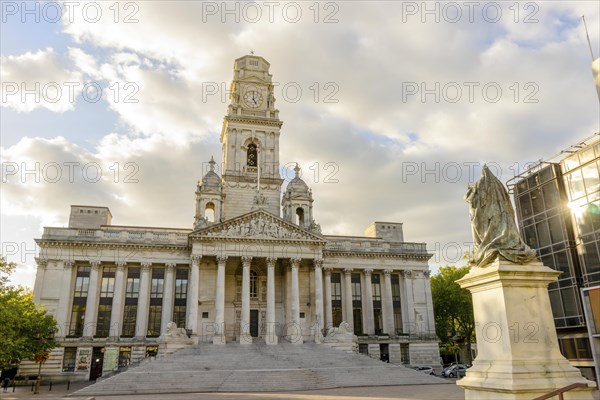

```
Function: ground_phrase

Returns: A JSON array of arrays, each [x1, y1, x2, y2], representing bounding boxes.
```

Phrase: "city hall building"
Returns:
[[25, 55, 440, 381]]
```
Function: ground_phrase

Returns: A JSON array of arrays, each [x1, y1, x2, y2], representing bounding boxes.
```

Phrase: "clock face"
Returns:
[[243, 90, 263, 108]]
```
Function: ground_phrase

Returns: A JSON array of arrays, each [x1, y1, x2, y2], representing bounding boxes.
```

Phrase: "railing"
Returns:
[[532, 383, 589, 400]]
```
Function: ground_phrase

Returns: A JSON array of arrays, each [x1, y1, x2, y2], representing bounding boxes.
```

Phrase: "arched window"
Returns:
[[205, 202, 215, 222], [296, 207, 305, 226], [247, 143, 257, 167], [250, 270, 258, 298]]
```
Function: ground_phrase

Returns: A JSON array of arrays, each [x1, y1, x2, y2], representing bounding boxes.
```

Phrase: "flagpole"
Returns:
[[257, 142, 261, 194]]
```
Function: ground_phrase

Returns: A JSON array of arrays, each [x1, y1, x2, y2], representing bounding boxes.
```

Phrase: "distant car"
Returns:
[[413, 366, 435, 375], [442, 364, 469, 378]]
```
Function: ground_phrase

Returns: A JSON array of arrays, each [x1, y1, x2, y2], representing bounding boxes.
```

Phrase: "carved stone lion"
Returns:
[[166, 322, 187, 338]]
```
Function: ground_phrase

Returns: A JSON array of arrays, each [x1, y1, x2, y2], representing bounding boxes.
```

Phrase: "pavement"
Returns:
[[0, 381, 467, 400], [2, 380, 599, 400]]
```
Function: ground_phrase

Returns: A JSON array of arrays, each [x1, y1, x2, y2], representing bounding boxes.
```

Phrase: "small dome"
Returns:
[[201, 156, 221, 187], [202, 171, 221, 187], [285, 164, 309, 194]]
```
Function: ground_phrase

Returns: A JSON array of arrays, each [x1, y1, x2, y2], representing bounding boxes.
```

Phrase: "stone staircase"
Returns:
[[73, 342, 448, 396]]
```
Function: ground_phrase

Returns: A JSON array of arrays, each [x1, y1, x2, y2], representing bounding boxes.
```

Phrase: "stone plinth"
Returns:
[[456, 260, 595, 399]]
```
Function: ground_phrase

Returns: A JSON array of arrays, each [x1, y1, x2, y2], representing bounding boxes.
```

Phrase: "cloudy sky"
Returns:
[[1, 1, 599, 287]]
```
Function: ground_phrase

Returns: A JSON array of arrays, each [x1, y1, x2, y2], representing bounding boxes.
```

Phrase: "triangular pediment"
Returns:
[[190, 209, 325, 242]]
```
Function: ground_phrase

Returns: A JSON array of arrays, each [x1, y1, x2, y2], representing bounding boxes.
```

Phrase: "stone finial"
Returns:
[[294, 163, 300, 178], [209, 156, 216, 172]]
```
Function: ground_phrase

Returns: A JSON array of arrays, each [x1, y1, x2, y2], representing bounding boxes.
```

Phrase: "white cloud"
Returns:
[[1, 1, 599, 287], [1, 49, 82, 112]]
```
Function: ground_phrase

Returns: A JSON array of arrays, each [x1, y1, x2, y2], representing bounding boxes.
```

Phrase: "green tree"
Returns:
[[0, 256, 58, 372], [430, 265, 475, 364]]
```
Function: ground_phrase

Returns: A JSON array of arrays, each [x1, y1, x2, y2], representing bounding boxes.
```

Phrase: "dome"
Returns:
[[201, 156, 221, 188], [202, 171, 221, 187], [285, 164, 309, 194]]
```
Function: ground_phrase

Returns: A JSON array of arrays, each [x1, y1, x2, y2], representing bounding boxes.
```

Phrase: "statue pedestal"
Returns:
[[456, 260, 595, 399]]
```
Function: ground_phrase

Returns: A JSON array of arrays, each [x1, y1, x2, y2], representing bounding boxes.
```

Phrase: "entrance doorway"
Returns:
[[89, 347, 104, 381], [250, 310, 259, 337]]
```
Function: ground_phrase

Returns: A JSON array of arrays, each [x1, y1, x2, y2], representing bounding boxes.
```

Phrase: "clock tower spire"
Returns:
[[220, 54, 283, 220]]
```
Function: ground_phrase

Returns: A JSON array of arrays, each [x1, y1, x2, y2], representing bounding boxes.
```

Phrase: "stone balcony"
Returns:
[[40, 226, 191, 246]]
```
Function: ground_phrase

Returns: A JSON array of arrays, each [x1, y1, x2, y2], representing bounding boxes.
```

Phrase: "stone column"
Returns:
[[290, 257, 303, 344], [187, 256, 200, 336], [56, 260, 75, 338], [382, 269, 396, 335], [109, 262, 126, 338], [323, 267, 333, 331], [313, 259, 324, 341], [363, 269, 375, 335], [402, 270, 415, 334], [83, 261, 101, 337], [265, 257, 278, 345], [240, 256, 252, 344], [160, 263, 176, 336], [423, 270, 436, 337], [33, 258, 47, 304], [135, 262, 151, 339], [344, 268, 354, 332], [213, 255, 227, 344]]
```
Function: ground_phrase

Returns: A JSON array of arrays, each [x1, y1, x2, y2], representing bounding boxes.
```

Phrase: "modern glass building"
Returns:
[[509, 133, 600, 384]]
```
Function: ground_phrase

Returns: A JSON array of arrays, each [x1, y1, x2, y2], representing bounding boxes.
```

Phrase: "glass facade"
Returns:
[[513, 137, 600, 382], [514, 163, 584, 328]]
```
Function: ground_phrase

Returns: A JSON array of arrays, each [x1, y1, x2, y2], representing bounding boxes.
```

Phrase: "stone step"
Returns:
[[73, 342, 448, 396]]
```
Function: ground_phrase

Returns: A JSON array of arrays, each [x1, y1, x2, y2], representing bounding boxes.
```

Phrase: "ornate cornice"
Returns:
[[225, 115, 283, 128], [37, 240, 189, 252]]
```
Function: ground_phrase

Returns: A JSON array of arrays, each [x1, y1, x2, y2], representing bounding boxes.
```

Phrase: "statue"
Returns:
[[465, 165, 537, 267], [166, 322, 188, 338]]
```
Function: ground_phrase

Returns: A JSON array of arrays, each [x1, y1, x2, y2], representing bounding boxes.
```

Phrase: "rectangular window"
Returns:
[[372, 274, 381, 301], [173, 305, 186, 328], [74, 276, 90, 297], [62, 347, 77, 372], [150, 268, 164, 299], [332, 281, 342, 301], [69, 304, 86, 336], [353, 308, 363, 334], [118, 347, 131, 368], [394, 306, 403, 334], [391, 275, 401, 302], [100, 267, 115, 297], [126, 268, 140, 298], [96, 304, 112, 338], [175, 269, 188, 299], [147, 305, 162, 336], [374, 308, 383, 334], [332, 306, 343, 327], [351, 274, 361, 301], [400, 343, 410, 364], [122, 304, 137, 337]]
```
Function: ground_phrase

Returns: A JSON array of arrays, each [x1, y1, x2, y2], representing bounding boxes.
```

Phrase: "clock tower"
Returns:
[[220, 55, 284, 220]]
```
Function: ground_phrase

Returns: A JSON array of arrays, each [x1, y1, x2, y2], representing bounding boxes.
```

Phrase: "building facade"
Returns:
[[510, 134, 600, 384], [25, 55, 440, 382]]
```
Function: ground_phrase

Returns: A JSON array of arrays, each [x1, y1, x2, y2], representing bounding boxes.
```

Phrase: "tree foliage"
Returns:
[[430, 265, 475, 362], [0, 256, 58, 370]]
